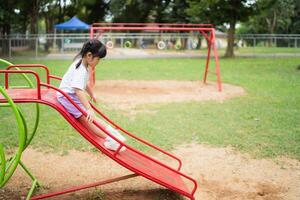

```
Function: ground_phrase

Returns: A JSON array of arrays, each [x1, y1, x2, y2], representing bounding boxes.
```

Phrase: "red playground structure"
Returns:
[[89, 23, 222, 91], [0, 63, 198, 199]]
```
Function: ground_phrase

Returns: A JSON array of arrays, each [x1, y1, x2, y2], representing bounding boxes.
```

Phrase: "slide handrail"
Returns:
[[90, 103, 183, 170], [0, 70, 41, 99], [41, 83, 197, 196], [6, 64, 50, 85], [48, 74, 182, 170]]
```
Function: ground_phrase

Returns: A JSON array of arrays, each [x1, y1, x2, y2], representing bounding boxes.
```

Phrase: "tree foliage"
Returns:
[[290, 0, 300, 33], [239, 0, 296, 34], [0, 0, 298, 57], [186, 0, 257, 57], [108, 0, 190, 23]]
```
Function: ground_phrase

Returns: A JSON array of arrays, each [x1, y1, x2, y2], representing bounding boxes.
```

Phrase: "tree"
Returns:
[[108, 0, 188, 23], [255, 0, 294, 34], [290, 0, 300, 34], [82, 0, 109, 24], [239, 0, 297, 34], [0, 0, 17, 36], [152, 0, 189, 23], [0, 0, 19, 55], [109, 0, 154, 22], [186, 0, 257, 57], [63, 0, 109, 24]]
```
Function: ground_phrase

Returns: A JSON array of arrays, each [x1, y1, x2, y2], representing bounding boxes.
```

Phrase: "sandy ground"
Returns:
[[1, 81, 299, 199], [1, 144, 299, 200], [94, 80, 245, 110]]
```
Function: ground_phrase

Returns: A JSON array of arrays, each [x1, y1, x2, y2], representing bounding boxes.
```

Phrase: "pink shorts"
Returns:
[[57, 93, 86, 118]]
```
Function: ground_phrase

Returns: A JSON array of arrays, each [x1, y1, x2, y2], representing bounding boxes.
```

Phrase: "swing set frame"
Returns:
[[89, 23, 222, 91]]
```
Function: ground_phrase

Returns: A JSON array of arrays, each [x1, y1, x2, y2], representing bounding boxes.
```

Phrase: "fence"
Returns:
[[0, 33, 299, 58]]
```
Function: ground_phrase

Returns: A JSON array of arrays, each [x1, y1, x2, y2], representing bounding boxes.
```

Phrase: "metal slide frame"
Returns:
[[0, 64, 198, 199]]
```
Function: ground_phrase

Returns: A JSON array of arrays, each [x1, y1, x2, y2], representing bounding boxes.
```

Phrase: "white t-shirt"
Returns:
[[57, 59, 90, 97]]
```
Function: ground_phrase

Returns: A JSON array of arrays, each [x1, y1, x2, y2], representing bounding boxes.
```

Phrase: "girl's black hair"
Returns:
[[75, 39, 107, 69]]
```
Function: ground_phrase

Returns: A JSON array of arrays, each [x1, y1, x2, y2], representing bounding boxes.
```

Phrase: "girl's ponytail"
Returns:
[[75, 59, 82, 69]]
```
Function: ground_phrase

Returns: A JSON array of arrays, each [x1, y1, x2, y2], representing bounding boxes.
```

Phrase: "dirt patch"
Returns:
[[1, 143, 299, 200], [94, 81, 245, 110]]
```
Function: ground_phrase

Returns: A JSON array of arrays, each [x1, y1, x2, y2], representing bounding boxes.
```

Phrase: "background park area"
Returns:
[[1, 0, 300, 200], [1, 56, 299, 200]]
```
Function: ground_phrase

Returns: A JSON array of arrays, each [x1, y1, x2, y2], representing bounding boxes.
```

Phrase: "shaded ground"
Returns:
[[1, 144, 299, 200]]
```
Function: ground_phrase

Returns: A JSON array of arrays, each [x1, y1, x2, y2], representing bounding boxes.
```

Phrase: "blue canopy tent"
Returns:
[[54, 16, 90, 52], [55, 16, 90, 30]]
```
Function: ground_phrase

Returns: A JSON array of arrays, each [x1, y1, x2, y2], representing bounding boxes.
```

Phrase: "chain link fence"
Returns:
[[0, 33, 299, 58]]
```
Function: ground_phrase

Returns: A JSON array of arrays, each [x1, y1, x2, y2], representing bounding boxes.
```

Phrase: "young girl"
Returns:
[[57, 39, 126, 152]]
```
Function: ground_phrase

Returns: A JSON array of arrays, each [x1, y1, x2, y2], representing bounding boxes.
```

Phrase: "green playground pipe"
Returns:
[[0, 144, 5, 182], [0, 58, 41, 198], [0, 87, 26, 188], [19, 161, 40, 187], [24, 104, 40, 148], [18, 107, 28, 145], [0, 87, 40, 199], [0, 58, 40, 148], [0, 59, 34, 88]]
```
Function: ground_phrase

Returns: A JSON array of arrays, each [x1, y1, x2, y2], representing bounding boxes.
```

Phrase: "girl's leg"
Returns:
[[77, 115, 108, 138], [78, 115, 126, 152]]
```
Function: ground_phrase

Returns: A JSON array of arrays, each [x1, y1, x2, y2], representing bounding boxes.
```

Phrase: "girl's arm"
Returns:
[[75, 88, 94, 122], [86, 84, 97, 102]]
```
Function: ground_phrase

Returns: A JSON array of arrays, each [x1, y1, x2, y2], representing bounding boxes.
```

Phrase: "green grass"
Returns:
[[218, 47, 300, 55], [0, 57, 299, 159]]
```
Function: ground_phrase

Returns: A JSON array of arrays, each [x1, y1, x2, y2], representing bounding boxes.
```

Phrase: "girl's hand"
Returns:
[[91, 94, 97, 103], [86, 108, 95, 123]]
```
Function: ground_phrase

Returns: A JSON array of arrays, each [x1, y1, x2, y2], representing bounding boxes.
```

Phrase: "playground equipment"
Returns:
[[0, 60, 197, 199], [0, 59, 41, 199], [124, 40, 132, 48], [105, 40, 114, 49], [175, 38, 182, 50], [90, 23, 222, 91], [157, 40, 167, 50]]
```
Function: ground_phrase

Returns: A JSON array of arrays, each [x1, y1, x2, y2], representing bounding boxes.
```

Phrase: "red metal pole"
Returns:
[[211, 29, 222, 91], [203, 31, 212, 83], [30, 174, 138, 200], [90, 26, 95, 88], [5, 71, 8, 89], [90, 26, 94, 39], [92, 22, 215, 28], [200, 30, 210, 42], [92, 27, 213, 32]]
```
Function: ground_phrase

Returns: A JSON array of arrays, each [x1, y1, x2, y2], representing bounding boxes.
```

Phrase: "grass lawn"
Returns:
[[0, 57, 300, 160], [218, 47, 300, 55]]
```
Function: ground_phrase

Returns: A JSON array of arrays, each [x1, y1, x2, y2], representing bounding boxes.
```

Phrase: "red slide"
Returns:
[[0, 65, 198, 200]]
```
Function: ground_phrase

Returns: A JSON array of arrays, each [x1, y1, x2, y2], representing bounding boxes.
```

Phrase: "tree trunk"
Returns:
[[29, 0, 39, 49], [224, 21, 236, 58], [1, 25, 10, 56], [1, 0, 12, 56]]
